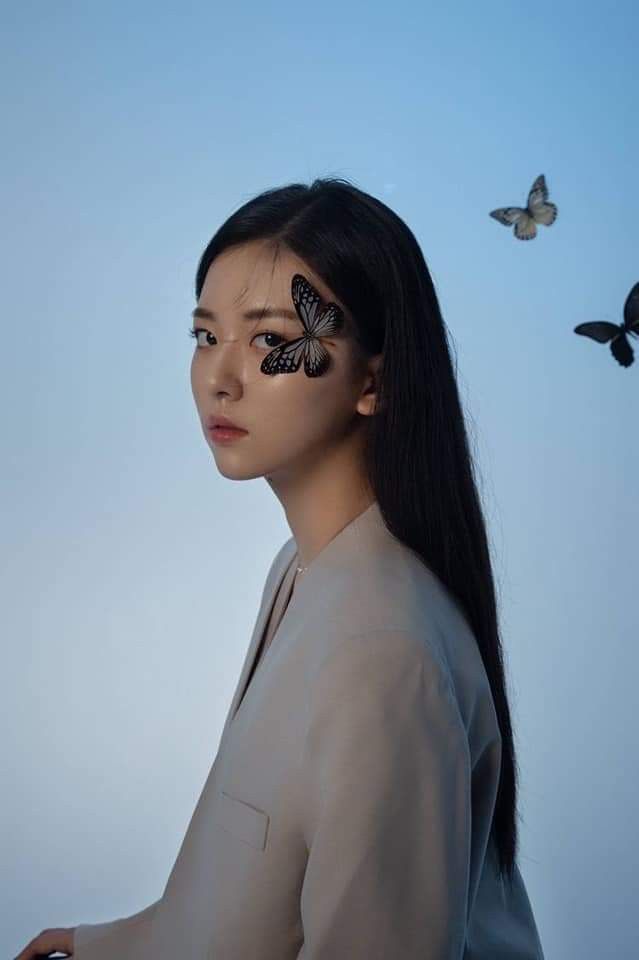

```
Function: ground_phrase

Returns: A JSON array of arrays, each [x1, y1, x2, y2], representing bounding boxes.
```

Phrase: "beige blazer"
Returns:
[[73, 500, 545, 959]]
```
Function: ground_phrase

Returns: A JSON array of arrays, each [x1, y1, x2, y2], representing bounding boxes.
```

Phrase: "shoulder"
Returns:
[[302, 627, 470, 776], [301, 541, 463, 690], [309, 626, 457, 708], [300, 542, 495, 744]]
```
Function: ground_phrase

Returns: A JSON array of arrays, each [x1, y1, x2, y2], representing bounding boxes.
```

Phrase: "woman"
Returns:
[[17, 177, 545, 959]]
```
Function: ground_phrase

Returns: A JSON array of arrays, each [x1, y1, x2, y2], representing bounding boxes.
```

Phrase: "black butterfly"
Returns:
[[260, 273, 345, 377], [489, 174, 558, 240], [574, 281, 639, 368]]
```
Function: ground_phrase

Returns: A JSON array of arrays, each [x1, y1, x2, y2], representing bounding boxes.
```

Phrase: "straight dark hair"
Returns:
[[194, 176, 520, 886]]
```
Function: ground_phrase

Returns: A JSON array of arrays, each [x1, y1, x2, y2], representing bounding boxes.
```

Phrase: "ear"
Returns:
[[356, 353, 383, 417]]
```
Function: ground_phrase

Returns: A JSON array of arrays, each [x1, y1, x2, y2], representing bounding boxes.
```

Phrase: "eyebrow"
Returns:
[[191, 306, 300, 323]]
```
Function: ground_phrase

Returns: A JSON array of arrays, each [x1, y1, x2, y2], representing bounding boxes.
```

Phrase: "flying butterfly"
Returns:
[[260, 273, 345, 377], [574, 281, 639, 368], [489, 173, 558, 240]]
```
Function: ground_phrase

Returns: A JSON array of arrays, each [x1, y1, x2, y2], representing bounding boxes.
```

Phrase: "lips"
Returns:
[[206, 414, 247, 432]]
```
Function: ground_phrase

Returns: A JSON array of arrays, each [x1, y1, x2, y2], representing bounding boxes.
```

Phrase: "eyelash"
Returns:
[[188, 326, 287, 349]]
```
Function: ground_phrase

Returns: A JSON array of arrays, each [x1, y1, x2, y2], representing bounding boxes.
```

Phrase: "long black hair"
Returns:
[[194, 176, 520, 886]]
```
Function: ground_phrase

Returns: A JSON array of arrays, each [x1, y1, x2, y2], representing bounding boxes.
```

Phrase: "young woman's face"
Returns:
[[190, 240, 377, 484]]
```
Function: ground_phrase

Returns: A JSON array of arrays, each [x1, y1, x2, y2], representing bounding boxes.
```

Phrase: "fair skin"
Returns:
[[14, 240, 382, 960], [191, 238, 383, 581]]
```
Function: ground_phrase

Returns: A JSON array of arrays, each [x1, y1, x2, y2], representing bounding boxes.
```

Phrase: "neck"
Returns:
[[267, 438, 375, 571]]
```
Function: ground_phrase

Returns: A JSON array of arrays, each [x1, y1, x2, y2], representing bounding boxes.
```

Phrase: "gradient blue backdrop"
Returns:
[[3, 2, 637, 957]]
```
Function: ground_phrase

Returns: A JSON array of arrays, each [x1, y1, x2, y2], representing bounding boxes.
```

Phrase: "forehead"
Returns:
[[198, 241, 349, 322]]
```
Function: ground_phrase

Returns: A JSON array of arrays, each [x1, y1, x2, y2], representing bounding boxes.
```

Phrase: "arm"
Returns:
[[299, 629, 471, 959], [73, 898, 160, 960]]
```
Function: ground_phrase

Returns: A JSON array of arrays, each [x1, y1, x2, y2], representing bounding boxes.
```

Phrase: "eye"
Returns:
[[188, 327, 286, 350], [188, 326, 214, 347], [252, 331, 287, 350]]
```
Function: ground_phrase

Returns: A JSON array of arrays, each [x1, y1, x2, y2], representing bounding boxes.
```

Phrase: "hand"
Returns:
[[13, 925, 75, 959]]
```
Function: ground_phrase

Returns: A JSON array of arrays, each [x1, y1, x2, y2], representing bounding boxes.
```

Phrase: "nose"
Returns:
[[201, 337, 247, 389]]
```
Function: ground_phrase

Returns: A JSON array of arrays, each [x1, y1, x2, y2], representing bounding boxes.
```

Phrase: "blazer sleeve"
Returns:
[[73, 898, 160, 960], [299, 629, 471, 960]]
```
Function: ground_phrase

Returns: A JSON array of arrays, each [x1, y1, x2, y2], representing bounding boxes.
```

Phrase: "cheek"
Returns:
[[255, 369, 341, 410], [190, 369, 207, 413], [190, 354, 202, 389], [189, 359, 199, 399], [255, 372, 352, 440]]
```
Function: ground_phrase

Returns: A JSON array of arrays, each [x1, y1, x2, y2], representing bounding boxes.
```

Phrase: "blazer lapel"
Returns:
[[219, 499, 385, 739], [220, 540, 297, 738]]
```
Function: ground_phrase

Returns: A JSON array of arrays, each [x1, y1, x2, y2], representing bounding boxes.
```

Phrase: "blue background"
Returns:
[[2, 2, 637, 956]]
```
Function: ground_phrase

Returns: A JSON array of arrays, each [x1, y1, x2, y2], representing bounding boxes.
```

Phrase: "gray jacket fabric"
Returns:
[[73, 500, 545, 959]]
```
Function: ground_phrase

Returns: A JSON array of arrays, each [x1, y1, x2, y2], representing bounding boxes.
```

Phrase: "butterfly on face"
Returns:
[[574, 281, 639, 368], [489, 174, 558, 241], [260, 273, 345, 377]]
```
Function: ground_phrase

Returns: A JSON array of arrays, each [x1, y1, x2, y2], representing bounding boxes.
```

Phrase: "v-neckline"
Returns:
[[230, 548, 299, 725]]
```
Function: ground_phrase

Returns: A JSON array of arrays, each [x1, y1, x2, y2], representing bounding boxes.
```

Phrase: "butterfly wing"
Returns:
[[514, 213, 537, 240], [611, 335, 634, 367], [290, 272, 344, 377], [527, 174, 549, 208], [311, 302, 345, 338], [527, 174, 558, 227], [489, 205, 536, 239], [489, 206, 527, 226], [574, 321, 633, 368], [573, 321, 621, 344], [622, 281, 639, 334], [260, 335, 309, 375], [303, 336, 331, 377], [291, 274, 322, 335], [530, 201, 557, 226]]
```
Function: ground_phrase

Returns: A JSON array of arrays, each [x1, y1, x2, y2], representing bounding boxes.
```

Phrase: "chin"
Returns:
[[211, 456, 266, 482]]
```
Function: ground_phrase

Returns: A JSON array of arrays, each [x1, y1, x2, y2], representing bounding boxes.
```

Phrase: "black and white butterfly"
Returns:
[[489, 174, 558, 240], [574, 281, 639, 368], [260, 273, 345, 377]]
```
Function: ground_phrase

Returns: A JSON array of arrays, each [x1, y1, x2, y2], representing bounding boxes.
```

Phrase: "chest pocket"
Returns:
[[218, 790, 270, 851]]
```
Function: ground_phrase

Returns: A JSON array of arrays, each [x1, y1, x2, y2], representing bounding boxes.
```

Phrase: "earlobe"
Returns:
[[354, 352, 383, 417], [357, 379, 380, 417], [357, 400, 377, 417]]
